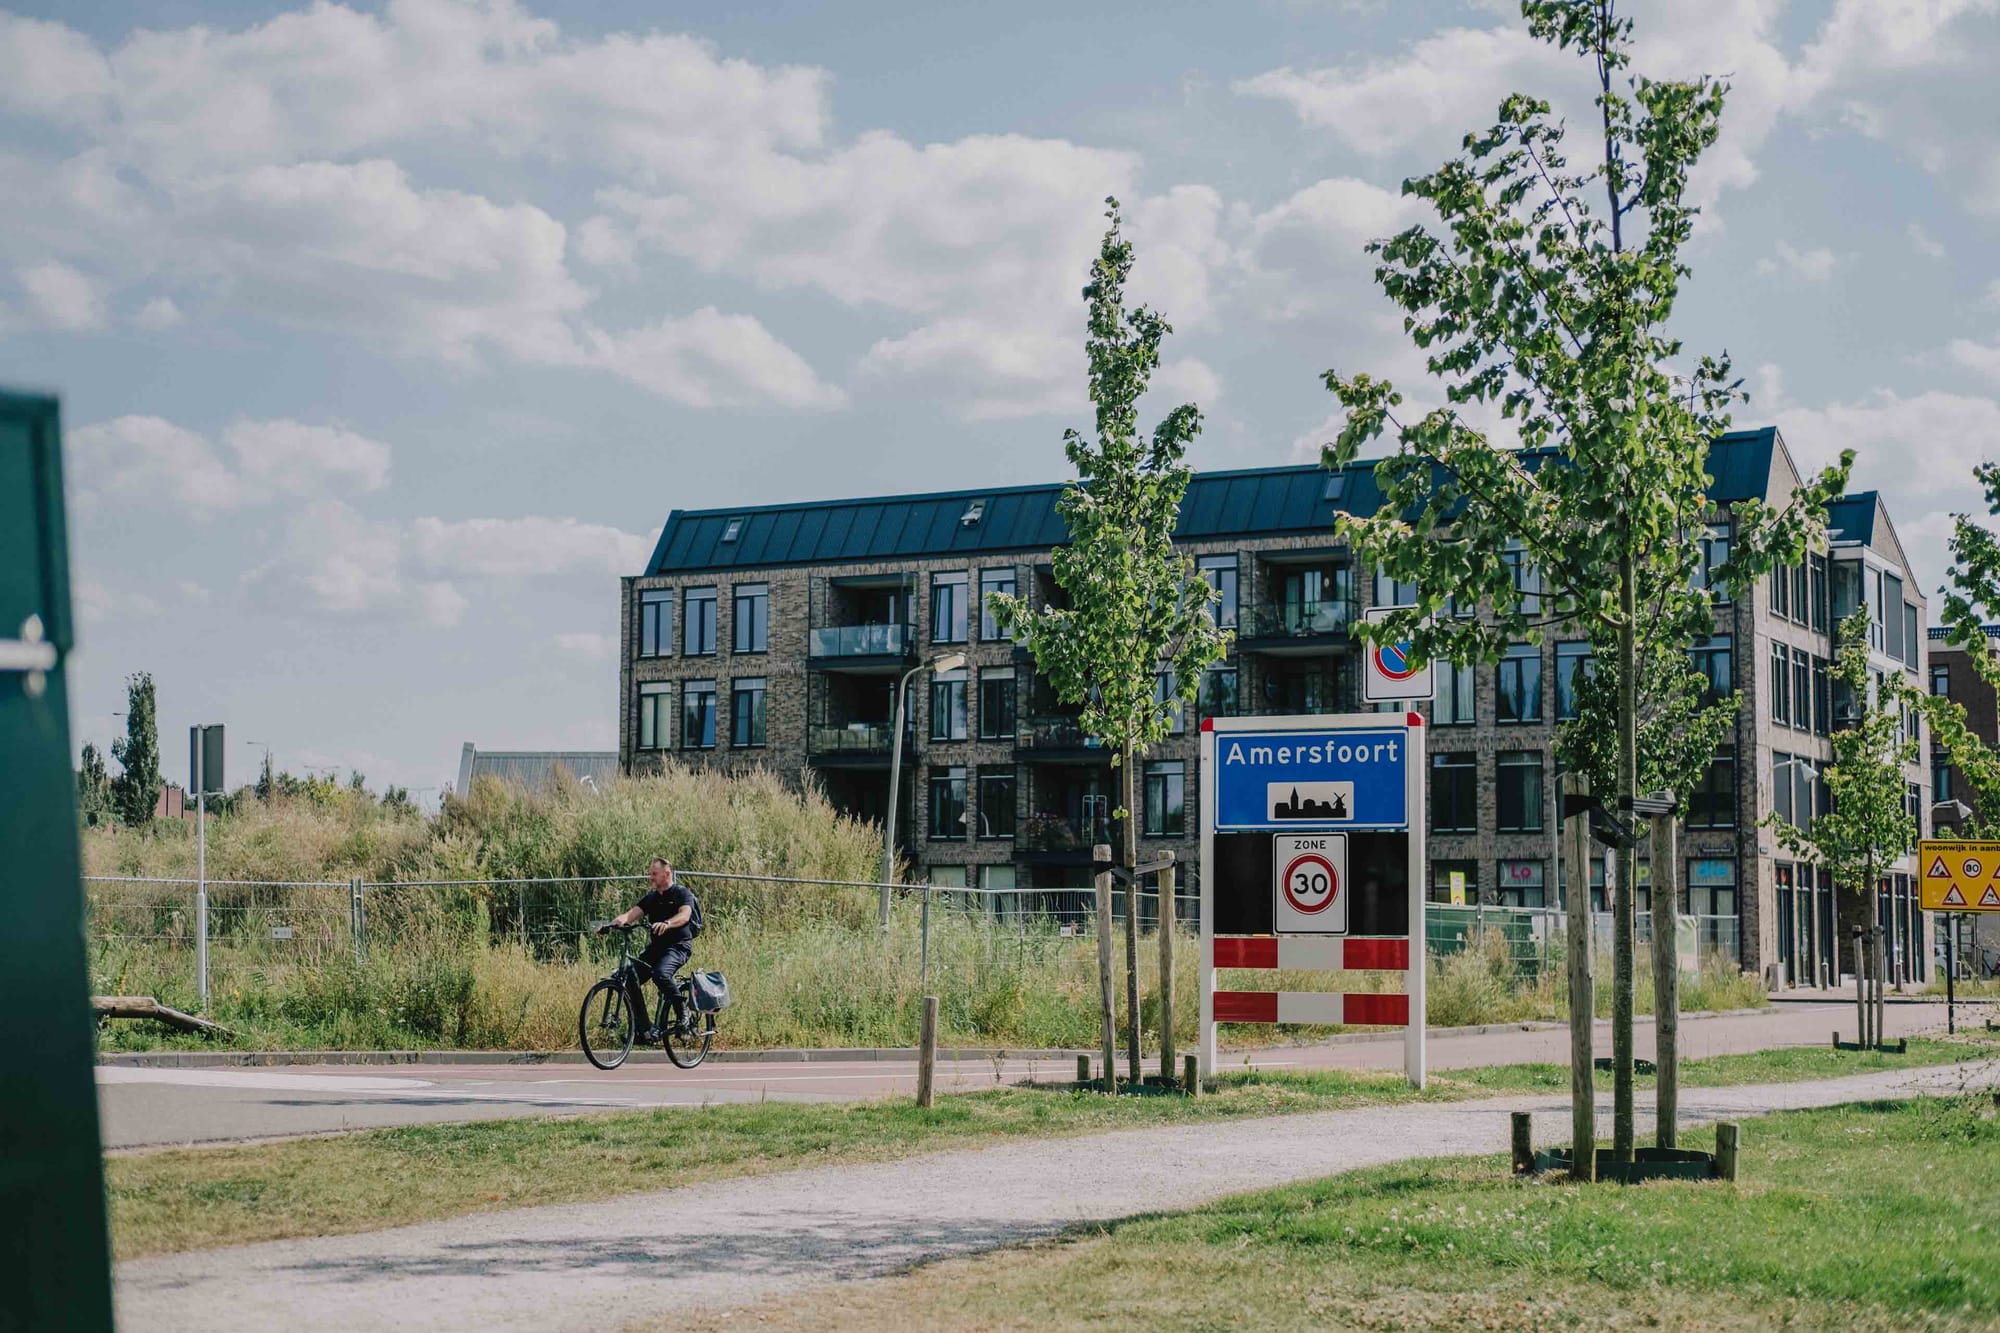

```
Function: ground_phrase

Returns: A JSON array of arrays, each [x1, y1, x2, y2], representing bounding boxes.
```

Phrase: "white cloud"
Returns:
[[1756, 240, 1841, 283], [553, 631, 615, 660], [71, 574, 161, 627], [1906, 222, 1947, 260], [246, 499, 469, 626], [19, 260, 105, 329], [69, 414, 392, 514], [584, 308, 846, 410], [132, 296, 184, 329], [407, 515, 655, 578], [0, 13, 112, 124], [1948, 339, 2000, 384], [574, 215, 635, 268], [1151, 358, 1222, 407], [1773, 386, 2000, 587]]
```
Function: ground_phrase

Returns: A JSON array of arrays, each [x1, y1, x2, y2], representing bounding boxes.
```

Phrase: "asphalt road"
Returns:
[[97, 998, 1977, 1150]]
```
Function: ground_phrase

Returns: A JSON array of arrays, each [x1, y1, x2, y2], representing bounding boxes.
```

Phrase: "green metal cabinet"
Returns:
[[0, 392, 114, 1330]]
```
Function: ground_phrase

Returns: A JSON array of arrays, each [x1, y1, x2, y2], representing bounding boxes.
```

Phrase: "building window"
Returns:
[[637, 682, 671, 751], [1809, 554, 1828, 631], [1688, 858, 1737, 917], [1697, 525, 1732, 604], [681, 680, 716, 749], [1883, 573, 1905, 661], [732, 584, 768, 653], [1372, 567, 1419, 608], [1903, 603, 1920, 670], [930, 668, 968, 741], [1199, 556, 1238, 628], [1431, 753, 1477, 833], [1144, 761, 1186, 837], [1154, 667, 1185, 735], [1831, 558, 1863, 623], [1770, 563, 1791, 621], [1792, 648, 1812, 733], [1430, 860, 1478, 905], [1687, 745, 1736, 828], [977, 768, 1016, 840], [638, 590, 672, 658], [1691, 635, 1732, 701], [1496, 858, 1546, 908], [1556, 642, 1593, 721], [931, 571, 969, 643], [1500, 544, 1542, 613], [1793, 563, 1810, 627], [1770, 642, 1790, 726], [1496, 751, 1545, 832], [683, 586, 717, 656], [1199, 665, 1238, 719], [929, 767, 968, 840], [730, 677, 767, 748], [1934, 756, 1953, 804], [1496, 644, 1542, 723], [1812, 656, 1831, 735], [979, 567, 1016, 640], [1932, 664, 1951, 697], [1433, 661, 1476, 725], [979, 667, 1017, 740]]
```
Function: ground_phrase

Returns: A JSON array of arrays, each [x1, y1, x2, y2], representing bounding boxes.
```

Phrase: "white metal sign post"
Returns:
[[1199, 711, 1427, 1087]]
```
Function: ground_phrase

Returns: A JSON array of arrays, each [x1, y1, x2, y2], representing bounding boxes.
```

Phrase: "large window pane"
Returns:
[[1144, 761, 1186, 837], [930, 668, 968, 741], [637, 682, 670, 750], [1433, 661, 1476, 725], [928, 767, 967, 840], [979, 567, 1016, 640], [1431, 752, 1477, 833], [683, 587, 717, 655], [977, 769, 1016, 840], [1199, 665, 1239, 719], [1688, 745, 1736, 828], [978, 668, 1016, 739], [1497, 644, 1541, 723], [931, 571, 969, 643], [731, 677, 767, 747], [1691, 635, 1732, 701], [1556, 642, 1593, 721], [681, 680, 716, 749], [1496, 751, 1544, 832], [1198, 556, 1238, 628], [732, 584, 768, 653], [1496, 859, 1545, 908], [638, 590, 671, 658]]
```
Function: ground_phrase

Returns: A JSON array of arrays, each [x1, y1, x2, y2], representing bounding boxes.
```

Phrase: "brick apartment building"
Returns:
[[620, 427, 1933, 988], [1927, 625, 2000, 977]]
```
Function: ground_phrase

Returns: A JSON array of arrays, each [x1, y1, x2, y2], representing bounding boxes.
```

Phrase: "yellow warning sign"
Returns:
[[1918, 839, 2000, 913]]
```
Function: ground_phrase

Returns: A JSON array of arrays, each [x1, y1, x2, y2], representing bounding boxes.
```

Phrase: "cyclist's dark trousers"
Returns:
[[627, 938, 691, 1030]]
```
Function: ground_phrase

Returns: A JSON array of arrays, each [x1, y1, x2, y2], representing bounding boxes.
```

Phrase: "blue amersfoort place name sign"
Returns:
[[1214, 728, 1409, 831]]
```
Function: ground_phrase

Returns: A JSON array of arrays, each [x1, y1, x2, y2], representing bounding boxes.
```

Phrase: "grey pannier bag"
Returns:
[[690, 970, 731, 1012]]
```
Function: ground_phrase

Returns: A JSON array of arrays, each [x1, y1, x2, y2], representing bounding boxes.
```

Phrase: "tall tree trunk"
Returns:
[[1613, 553, 1638, 1162], [1649, 812, 1680, 1148], [1123, 744, 1141, 1087]]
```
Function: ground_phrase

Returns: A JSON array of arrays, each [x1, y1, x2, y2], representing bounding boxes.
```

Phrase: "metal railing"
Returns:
[[1016, 813, 1118, 853], [1241, 598, 1356, 639], [808, 623, 912, 658], [808, 721, 910, 755], [1015, 714, 1106, 750], [1425, 904, 1742, 978]]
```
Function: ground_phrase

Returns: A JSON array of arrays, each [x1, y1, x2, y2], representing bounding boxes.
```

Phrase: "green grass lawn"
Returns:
[[679, 1096, 2000, 1332], [107, 1036, 2000, 1262]]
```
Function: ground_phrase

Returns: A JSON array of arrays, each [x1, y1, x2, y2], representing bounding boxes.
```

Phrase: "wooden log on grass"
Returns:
[[1715, 1121, 1740, 1182], [93, 995, 234, 1039], [1511, 1112, 1534, 1175], [1183, 1052, 1199, 1097]]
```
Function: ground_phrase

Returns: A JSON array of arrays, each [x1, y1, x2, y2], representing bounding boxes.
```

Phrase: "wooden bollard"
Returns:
[[916, 995, 938, 1109], [1076, 1054, 1091, 1086], [1511, 1112, 1534, 1175], [1715, 1121, 1740, 1182], [1183, 1053, 1199, 1096]]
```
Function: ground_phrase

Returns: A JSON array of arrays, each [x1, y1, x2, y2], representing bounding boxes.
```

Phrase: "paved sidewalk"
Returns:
[[99, 999, 1963, 1149], [115, 1063, 1993, 1332]]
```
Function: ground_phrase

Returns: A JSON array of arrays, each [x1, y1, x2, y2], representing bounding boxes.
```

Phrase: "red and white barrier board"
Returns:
[[1199, 712, 1427, 1087]]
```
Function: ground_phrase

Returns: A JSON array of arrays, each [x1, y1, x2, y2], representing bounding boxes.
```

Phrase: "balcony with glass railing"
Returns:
[[1015, 714, 1108, 754], [807, 621, 913, 661], [1240, 598, 1356, 642], [1016, 812, 1120, 856], [807, 719, 913, 760]]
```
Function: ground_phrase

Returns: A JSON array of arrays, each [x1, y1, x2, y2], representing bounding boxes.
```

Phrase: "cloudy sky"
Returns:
[[5, 0, 1998, 797]]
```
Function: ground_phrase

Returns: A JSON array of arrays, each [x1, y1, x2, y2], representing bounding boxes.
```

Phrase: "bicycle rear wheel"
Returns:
[[579, 979, 635, 1070], [664, 1000, 714, 1069]]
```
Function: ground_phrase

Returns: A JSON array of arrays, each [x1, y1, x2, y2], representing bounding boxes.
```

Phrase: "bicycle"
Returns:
[[578, 922, 717, 1071]]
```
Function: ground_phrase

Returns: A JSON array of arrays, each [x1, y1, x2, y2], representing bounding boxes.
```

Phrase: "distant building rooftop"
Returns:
[[645, 429, 1786, 575], [456, 744, 618, 796]]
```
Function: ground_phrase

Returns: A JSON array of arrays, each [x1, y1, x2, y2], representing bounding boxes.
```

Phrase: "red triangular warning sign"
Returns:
[[1943, 885, 1967, 906], [1981, 887, 2000, 908], [1928, 856, 1951, 878]]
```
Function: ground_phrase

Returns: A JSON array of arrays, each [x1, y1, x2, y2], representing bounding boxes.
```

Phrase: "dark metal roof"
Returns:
[[645, 430, 1773, 575], [1825, 492, 1878, 545], [456, 744, 619, 795]]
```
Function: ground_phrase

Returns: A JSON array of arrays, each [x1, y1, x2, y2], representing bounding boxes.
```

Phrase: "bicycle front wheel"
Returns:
[[579, 979, 635, 1070], [665, 1006, 714, 1069]]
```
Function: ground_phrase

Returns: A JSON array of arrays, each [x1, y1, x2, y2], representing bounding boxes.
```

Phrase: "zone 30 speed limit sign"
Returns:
[[1273, 832, 1349, 933]]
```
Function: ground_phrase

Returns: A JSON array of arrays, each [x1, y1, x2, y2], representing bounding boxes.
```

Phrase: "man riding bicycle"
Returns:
[[598, 857, 696, 1044]]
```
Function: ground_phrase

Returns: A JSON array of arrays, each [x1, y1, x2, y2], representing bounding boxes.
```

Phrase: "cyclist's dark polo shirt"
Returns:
[[638, 883, 696, 946]]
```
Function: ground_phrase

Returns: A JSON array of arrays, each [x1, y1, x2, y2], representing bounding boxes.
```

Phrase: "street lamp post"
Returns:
[[881, 651, 966, 928]]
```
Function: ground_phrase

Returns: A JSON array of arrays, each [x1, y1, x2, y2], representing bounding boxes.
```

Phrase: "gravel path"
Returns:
[[116, 1064, 1992, 1332]]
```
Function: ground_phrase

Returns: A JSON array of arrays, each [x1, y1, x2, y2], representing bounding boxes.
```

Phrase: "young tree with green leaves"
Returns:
[[990, 199, 1231, 1088], [1939, 462, 2000, 682], [1765, 612, 1918, 947], [1321, 1, 1850, 1159], [110, 671, 163, 827], [1557, 644, 1736, 804], [76, 742, 112, 825]]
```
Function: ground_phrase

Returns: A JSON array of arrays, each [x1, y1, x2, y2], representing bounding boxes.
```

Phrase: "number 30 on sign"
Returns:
[[1273, 832, 1349, 934]]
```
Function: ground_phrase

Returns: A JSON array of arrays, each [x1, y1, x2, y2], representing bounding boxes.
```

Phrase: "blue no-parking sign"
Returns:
[[1361, 607, 1434, 703]]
